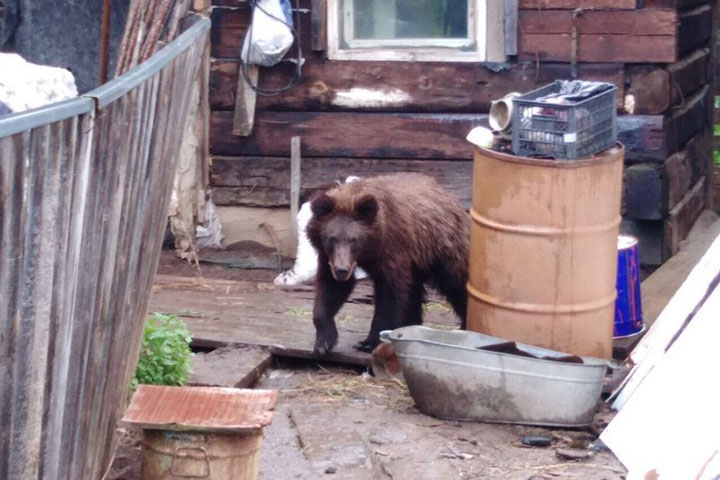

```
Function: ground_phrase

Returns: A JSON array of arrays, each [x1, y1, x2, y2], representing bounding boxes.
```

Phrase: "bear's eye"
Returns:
[[327, 236, 337, 246], [349, 237, 358, 245]]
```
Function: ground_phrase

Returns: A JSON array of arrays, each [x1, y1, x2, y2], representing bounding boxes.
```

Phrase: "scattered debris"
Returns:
[[555, 448, 594, 461], [522, 436, 553, 447]]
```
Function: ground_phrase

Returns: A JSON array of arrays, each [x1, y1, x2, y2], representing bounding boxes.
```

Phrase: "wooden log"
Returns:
[[626, 65, 671, 115], [210, 156, 474, 208], [519, 9, 676, 35], [209, 59, 625, 112], [668, 48, 710, 108], [518, 9, 677, 63], [677, 5, 713, 59], [519, 0, 636, 8], [519, 33, 677, 63], [623, 163, 663, 220], [666, 85, 710, 155], [210, 111, 489, 159], [664, 177, 707, 256]]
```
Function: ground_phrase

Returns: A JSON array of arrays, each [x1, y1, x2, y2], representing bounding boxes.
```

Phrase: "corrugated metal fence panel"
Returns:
[[0, 16, 210, 480]]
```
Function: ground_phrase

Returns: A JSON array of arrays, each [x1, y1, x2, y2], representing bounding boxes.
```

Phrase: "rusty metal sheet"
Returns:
[[122, 385, 277, 433]]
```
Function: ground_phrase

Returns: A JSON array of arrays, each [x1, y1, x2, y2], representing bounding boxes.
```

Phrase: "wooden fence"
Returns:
[[0, 16, 209, 480]]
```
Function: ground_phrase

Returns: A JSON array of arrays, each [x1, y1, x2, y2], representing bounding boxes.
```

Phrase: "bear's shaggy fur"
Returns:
[[306, 173, 469, 354]]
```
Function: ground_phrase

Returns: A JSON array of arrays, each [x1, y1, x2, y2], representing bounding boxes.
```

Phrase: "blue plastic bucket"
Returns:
[[614, 235, 644, 337]]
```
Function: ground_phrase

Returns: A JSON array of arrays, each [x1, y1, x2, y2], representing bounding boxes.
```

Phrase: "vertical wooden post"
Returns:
[[311, 0, 327, 51], [232, 64, 259, 136], [290, 137, 302, 241]]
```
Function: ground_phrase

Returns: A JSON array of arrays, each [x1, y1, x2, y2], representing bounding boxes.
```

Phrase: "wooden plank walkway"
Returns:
[[148, 274, 460, 366]]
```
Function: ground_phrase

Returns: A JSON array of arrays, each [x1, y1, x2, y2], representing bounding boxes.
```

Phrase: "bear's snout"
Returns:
[[329, 262, 356, 282]]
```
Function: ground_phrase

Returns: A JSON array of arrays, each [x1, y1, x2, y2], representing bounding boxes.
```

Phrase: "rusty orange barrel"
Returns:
[[466, 144, 624, 359]]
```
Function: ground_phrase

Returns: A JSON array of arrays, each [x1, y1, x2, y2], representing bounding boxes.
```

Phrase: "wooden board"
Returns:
[[209, 59, 625, 113], [189, 345, 272, 388], [210, 111, 489, 159], [148, 274, 461, 367], [210, 156, 473, 208], [641, 211, 720, 326], [519, 0, 636, 8]]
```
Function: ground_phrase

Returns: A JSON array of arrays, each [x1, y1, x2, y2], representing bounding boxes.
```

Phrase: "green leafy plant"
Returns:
[[714, 150, 720, 166], [131, 312, 193, 390]]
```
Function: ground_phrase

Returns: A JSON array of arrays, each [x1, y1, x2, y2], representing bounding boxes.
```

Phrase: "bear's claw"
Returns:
[[314, 329, 338, 356], [353, 338, 378, 353]]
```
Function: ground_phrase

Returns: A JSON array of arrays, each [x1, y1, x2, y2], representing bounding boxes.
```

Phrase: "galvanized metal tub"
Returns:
[[383, 326, 607, 427], [467, 144, 624, 360]]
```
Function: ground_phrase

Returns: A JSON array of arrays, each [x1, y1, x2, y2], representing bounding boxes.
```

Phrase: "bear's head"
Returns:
[[307, 192, 380, 282]]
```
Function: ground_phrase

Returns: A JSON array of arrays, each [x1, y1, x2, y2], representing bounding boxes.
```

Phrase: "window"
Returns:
[[327, 0, 490, 62]]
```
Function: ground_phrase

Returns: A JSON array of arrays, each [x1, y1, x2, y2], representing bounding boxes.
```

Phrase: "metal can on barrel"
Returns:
[[614, 235, 644, 337]]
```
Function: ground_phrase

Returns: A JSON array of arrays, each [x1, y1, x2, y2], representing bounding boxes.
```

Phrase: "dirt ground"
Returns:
[[109, 252, 627, 479], [109, 360, 625, 480]]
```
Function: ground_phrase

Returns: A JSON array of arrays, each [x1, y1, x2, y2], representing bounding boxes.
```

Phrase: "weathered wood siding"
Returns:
[[208, 0, 715, 265], [0, 17, 209, 480]]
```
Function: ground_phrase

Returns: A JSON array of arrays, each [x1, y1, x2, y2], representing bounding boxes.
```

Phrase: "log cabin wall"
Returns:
[[207, 0, 716, 266]]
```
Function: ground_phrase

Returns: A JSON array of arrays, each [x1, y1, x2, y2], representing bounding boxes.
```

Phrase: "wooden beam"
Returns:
[[668, 48, 710, 109], [519, 9, 676, 35], [232, 63, 258, 136], [210, 156, 474, 208], [665, 85, 710, 155], [209, 59, 625, 113], [211, 111, 489, 159], [664, 177, 707, 256], [677, 5, 713, 59], [311, 0, 327, 51], [519, 33, 676, 63]]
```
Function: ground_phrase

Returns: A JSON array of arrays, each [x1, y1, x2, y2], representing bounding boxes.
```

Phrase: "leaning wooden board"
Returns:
[[148, 274, 460, 366]]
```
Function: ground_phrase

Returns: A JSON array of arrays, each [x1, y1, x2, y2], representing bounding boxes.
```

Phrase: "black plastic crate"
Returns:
[[511, 81, 617, 160]]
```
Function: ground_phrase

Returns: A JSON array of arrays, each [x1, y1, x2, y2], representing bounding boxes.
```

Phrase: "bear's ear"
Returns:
[[311, 193, 335, 220], [355, 194, 378, 223]]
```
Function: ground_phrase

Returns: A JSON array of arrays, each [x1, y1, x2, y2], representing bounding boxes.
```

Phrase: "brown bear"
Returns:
[[306, 173, 470, 354]]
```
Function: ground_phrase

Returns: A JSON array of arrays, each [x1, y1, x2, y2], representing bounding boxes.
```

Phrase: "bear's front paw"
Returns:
[[314, 328, 338, 356], [354, 336, 379, 353]]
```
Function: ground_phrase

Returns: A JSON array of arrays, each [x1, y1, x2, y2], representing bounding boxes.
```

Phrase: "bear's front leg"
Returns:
[[355, 275, 410, 352], [313, 261, 356, 355]]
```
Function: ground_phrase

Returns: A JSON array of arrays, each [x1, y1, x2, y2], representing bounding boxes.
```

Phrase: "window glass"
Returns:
[[348, 0, 469, 41]]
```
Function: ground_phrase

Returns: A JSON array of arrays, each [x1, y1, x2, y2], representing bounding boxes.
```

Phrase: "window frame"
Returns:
[[326, 0, 488, 63]]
